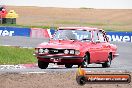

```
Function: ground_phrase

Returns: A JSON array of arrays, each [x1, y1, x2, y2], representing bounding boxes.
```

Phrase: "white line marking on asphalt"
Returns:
[[21, 72, 47, 74], [0, 65, 25, 70]]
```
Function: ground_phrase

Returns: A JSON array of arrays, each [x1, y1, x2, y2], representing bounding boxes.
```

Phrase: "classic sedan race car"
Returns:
[[34, 27, 118, 69]]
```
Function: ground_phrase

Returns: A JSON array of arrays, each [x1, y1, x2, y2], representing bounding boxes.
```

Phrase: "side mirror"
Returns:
[[95, 40, 100, 43], [49, 38, 53, 41], [50, 37, 53, 39]]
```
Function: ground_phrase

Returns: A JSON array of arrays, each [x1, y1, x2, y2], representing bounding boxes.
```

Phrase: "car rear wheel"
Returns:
[[65, 64, 73, 68], [78, 54, 89, 68], [38, 60, 49, 69], [102, 53, 112, 68]]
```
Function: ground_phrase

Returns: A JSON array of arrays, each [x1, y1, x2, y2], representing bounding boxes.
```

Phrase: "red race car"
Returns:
[[34, 27, 118, 69]]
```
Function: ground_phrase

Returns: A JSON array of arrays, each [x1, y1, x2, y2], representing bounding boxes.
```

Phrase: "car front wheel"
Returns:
[[78, 54, 89, 68], [102, 53, 112, 68], [38, 60, 49, 69]]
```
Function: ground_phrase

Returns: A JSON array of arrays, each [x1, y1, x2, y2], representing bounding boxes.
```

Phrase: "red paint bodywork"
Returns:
[[35, 27, 118, 65]]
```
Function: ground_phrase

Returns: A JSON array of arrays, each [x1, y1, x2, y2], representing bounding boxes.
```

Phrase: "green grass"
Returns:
[[0, 46, 36, 65], [0, 24, 51, 29], [0, 23, 132, 32], [54, 20, 127, 26], [55, 21, 103, 26]]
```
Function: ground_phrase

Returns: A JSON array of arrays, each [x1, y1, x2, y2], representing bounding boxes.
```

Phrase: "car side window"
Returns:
[[93, 31, 99, 42], [98, 32, 106, 42]]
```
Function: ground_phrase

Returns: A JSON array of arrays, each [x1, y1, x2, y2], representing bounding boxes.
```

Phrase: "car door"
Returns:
[[97, 31, 110, 62], [90, 31, 104, 63]]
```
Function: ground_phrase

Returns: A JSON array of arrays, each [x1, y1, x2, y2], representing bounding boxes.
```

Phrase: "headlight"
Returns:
[[75, 50, 80, 55], [39, 48, 44, 53], [44, 49, 49, 54], [70, 50, 75, 54], [64, 50, 69, 54]]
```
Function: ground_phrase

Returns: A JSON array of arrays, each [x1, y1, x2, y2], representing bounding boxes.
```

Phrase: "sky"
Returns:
[[0, 0, 132, 9]]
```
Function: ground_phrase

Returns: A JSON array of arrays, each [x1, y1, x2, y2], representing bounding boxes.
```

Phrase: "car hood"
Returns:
[[37, 40, 89, 50]]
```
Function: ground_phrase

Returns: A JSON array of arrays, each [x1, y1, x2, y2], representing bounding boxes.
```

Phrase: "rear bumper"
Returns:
[[113, 53, 119, 58], [34, 54, 84, 64]]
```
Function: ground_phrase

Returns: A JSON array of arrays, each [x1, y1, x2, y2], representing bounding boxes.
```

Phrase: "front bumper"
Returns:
[[34, 54, 83, 59], [34, 54, 84, 64]]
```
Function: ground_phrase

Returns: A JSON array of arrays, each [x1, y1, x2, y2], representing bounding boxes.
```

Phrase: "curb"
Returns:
[[0, 64, 37, 70], [0, 63, 65, 70]]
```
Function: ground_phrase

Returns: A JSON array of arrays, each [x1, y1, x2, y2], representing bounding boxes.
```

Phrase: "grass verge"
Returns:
[[0, 46, 36, 65], [0, 24, 51, 29], [0, 23, 132, 32]]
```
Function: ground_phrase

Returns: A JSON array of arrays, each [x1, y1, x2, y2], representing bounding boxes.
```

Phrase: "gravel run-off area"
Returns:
[[0, 71, 132, 88]]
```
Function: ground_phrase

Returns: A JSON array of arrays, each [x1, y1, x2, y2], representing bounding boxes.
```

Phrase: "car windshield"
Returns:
[[53, 29, 91, 41]]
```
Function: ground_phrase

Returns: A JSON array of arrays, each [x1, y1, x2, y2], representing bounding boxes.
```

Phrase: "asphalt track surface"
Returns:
[[0, 36, 132, 73]]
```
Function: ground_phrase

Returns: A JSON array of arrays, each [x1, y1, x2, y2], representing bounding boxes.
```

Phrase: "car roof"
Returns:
[[58, 27, 104, 31]]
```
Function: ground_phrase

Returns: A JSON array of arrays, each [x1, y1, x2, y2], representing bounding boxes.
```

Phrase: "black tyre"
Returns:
[[76, 76, 87, 85], [38, 60, 49, 69], [65, 64, 73, 68], [102, 53, 112, 68], [78, 54, 89, 68]]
